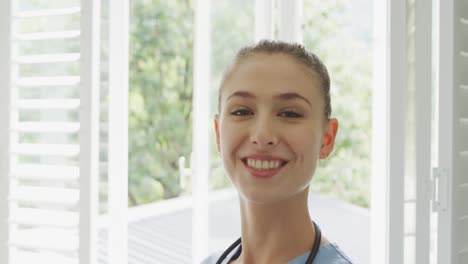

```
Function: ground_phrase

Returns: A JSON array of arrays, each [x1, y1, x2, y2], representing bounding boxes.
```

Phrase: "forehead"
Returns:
[[221, 53, 322, 103]]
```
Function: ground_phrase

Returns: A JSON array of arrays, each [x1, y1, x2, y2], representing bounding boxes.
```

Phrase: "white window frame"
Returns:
[[371, 0, 406, 263], [277, 0, 303, 43], [372, 0, 441, 263], [191, 0, 211, 262], [255, 0, 274, 41], [107, 1, 129, 264]]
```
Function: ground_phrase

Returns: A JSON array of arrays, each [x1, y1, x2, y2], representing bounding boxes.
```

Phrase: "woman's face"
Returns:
[[215, 53, 338, 204]]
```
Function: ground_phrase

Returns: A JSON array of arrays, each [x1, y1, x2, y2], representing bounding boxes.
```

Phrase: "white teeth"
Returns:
[[255, 160, 261, 169], [246, 158, 282, 170]]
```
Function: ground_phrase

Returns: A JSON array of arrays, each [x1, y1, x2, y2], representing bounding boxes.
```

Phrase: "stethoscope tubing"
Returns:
[[216, 221, 322, 264]]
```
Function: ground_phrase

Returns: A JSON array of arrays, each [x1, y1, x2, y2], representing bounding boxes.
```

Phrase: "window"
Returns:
[[1, 0, 466, 264]]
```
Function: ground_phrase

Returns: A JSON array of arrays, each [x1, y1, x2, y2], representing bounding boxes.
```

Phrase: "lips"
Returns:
[[241, 154, 288, 178]]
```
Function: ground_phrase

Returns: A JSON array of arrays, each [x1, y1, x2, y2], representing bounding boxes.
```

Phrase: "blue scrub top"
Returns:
[[201, 242, 353, 264]]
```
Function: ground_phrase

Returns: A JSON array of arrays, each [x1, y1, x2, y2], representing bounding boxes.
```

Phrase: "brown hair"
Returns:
[[218, 40, 331, 119]]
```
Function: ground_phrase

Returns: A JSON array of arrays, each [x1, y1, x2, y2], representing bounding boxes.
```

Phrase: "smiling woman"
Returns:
[[203, 40, 352, 264]]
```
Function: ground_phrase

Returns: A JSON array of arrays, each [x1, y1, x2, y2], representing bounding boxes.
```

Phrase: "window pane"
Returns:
[[129, 1, 194, 205], [303, 0, 373, 208]]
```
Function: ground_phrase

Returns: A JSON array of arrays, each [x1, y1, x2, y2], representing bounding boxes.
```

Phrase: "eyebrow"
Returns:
[[274, 92, 312, 107], [226, 91, 257, 101], [225, 90, 311, 107]]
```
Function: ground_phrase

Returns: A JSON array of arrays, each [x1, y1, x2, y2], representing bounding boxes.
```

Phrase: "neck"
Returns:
[[236, 188, 316, 264]]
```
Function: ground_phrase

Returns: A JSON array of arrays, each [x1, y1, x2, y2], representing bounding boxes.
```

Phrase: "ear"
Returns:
[[214, 114, 221, 153], [319, 118, 339, 159]]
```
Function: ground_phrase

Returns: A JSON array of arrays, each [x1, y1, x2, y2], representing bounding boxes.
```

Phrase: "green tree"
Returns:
[[303, 0, 372, 207], [128, 0, 194, 206]]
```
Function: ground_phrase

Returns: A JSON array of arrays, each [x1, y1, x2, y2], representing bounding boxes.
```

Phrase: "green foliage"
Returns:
[[128, 0, 194, 206], [303, 0, 372, 208]]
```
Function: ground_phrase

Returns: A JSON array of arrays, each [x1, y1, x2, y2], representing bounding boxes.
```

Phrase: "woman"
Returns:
[[202, 40, 353, 263]]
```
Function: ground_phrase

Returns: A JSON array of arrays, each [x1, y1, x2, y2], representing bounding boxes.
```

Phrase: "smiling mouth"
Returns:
[[240, 158, 288, 179], [242, 158, 287, 170]]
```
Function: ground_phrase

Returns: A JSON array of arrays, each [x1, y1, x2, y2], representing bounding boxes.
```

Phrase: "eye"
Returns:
[[230, 109, 253, 116], [278, 110, 303, 118]]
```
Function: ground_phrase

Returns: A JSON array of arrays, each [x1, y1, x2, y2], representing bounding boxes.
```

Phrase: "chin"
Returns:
[[237, 186, 291, 205]]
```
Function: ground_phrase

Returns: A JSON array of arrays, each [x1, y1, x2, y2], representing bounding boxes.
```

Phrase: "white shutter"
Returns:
[[436, 0, 468, 263], [0, 1, 100, 263]]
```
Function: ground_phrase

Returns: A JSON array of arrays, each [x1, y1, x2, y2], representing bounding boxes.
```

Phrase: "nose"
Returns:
[[250, 116, 278, 148]]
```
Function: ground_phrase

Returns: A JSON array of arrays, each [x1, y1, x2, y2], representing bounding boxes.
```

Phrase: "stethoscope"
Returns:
[[216, 221, 322, 264]]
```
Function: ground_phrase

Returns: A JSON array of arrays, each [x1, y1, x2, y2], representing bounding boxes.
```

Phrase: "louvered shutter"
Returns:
[[0, 1, 100, 263], [437, 0, 468, 263]]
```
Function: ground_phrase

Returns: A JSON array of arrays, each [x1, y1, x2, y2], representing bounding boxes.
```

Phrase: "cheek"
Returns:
[[219, 122, 241, 159], [287, 127, 321, 158], [287, 128, 321, 184], [219, 123, 245, 184]]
